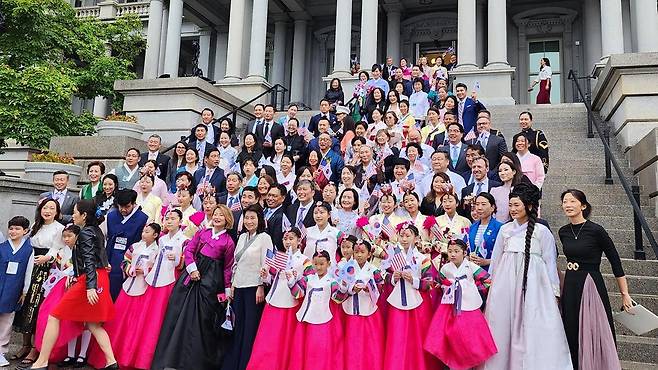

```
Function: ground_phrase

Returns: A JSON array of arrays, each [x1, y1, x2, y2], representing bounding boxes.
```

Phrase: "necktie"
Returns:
[[296, 206, 306, 226], [265, 208, 273, 219], [197, 142, 203, 152], [264, 122, 270, 138], [475, 182, 483, 195], [253, 120, 261, 134], [228, 196, 236, 208], [451, 145, 459, 167], [479, 133, 488, 148], [458, 101, 465, 124]]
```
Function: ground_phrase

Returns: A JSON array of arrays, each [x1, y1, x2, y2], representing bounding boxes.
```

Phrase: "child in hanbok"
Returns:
[[382, 222, 438, 370], [88, 223, 161, 369], [436, 193, 471, 253], [304, 201, 341, 260], [424, 239, 497, 369], [335, 240, 384, 370], [289, 251, 344, 370], [35, 225, 85, 366], [247, 228, 313, 370]]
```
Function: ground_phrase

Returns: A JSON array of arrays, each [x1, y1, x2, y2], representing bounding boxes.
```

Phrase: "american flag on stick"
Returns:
[[464, 129, 477, 142], [381, 216, 395, 239], [265, 248, 290, 271], [388, 245, 408, 272]]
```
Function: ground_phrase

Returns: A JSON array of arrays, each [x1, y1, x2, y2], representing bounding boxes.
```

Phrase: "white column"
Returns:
[[213, 32, 228, 81], [198, 29, 211, 77], [486, 0, 509, 68], [224, 0, 247, 80], [158, 6, 168, 76], [246, 0, 269, 80], [600, 0, 625, 60], [360, 0, 378, 69], [143, 0, 163, 79], [272, 19, 288, 85], [631, 0, 658, 52], [332, 0, 353, 76], [457, 0, 477, 70], [93, 45, 112, 117], [290, 19, 307, 102], [385, 6, 401, 64], [163, 0, 183, 77], [584, 0, 603, 70]]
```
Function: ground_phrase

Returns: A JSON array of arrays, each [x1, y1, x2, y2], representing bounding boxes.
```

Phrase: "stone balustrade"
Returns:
[[75, 1, 150, 19]]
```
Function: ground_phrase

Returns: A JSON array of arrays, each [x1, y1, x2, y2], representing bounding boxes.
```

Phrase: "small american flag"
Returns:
[[388, 246, 408, 272], [229, 201, 242, 212], [381, 216, 395, 239], [464, 129, 477, 142], [367, 278, 380, 303], [299, 223, 307, 240], [265, 248, 290, 271]]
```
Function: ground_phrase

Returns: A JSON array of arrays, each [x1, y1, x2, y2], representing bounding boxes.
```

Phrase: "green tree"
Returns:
[[0, 0, 146, 149]]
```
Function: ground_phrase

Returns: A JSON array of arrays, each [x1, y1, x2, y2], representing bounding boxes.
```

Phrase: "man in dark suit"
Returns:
[[467, 115, 507, 173], [188, 124, 217, 158], [454, 82, 486, 135], [308, 99, 337, 137], [188, 107, 220, 146], [477, 110, 505, 141], [245, 103, 265, 136], [265, 184, 287, 251], [460, 156, 502, 204], [218, 172, 242, 207], [381, 57, 398, 82], [283, 118, 307, 163], [435, 122, 470, 174], [40, 170, 79, 224], [461, 144, 486, 184], [257, 104, 284, 157], [139, 134, 171, 181], [286, 180, 317, 229], [227, 186, 259, 242], [193, 148, 226, 196]]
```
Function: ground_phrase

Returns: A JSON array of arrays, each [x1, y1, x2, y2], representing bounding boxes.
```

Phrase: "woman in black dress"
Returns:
[[559, 189, 633, 370]]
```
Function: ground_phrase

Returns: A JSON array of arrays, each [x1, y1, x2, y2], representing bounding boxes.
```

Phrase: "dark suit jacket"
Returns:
[[308, 113, 338, 137], [139, 152, 171, 181], [435, 142, 469, 174], [193, 166, 226, 195], [189, 123, 220, 146], [246, 118, 263, 137], [284, 134, 307, 161], [188, 140, 217, 159], [257, 121, 284, 157], [460, 179, 503, 202], [459, 97, 486, 134], [382, 64, 398, 81], [466, 133, 507, 171], [41, 190, 79, 225], [389, 79, 412, 97], [266, 207, 286, 251], [286, 201, 317, 229]]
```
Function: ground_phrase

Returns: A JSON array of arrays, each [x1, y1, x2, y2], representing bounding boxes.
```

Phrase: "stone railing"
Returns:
[[75, 1, 150, 20]]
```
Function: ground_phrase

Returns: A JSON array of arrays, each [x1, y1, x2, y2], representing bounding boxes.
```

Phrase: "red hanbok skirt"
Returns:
[[51, 269, 114, 323]]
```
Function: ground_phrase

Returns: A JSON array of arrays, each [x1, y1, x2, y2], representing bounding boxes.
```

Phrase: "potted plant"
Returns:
[[24, 151, 83, 184], [96, 112, 145, 140]]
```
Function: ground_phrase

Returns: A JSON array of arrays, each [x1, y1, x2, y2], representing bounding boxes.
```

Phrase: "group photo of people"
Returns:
[[0, 58, 634, 370]]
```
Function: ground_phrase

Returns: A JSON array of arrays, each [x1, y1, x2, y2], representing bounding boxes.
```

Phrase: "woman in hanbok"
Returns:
[[79, 161, 105, 200], [335, 240, 385, 370], [331, 189, 360, 237], [559, 189, 631, 369], [247, 228, 313, 370], [135, 174, 163, 224], [483, 183, 572, 370], [400, 191, 429, 242], [424, 239, 497, 369], [288, 251, 344, 370], [88, 223, 161, 369], [151, 205, 235, 370], [382, 223, 438, 370], [436, 192, 471, 252]]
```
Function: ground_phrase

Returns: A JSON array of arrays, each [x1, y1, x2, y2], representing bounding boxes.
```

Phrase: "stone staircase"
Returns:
[[489, 103, 658, 369]]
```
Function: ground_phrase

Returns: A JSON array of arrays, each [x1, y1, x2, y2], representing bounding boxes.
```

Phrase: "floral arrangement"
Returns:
[[105, 113, 138, 123], [29, 151, 75, 165]]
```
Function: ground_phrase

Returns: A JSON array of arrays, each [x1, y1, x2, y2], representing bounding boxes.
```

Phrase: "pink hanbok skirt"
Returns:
[[288, 304, 344, 370], [246, 304, 299, 370], [343, 309, 384, 369]]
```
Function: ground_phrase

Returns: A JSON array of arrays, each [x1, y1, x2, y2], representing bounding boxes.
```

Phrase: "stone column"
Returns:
[[584, 0, 603, 71], [158, 6, 168, 76], [213, 32, 228, 80], [246, 0, 269, 80], [486, 0, 509, 68], [457, 0, 477, 70], [631, 0, 658, 52], [198, 28, 211, 77], [224, 0, 247, 80], [385, 4, 401, 64], [360, 0, 378, 69], [163, 0, 183, 77], [600, 0, 625, 60], [143, 0, 163, 79], [290, 19, 307, 102], [93, 45, 113, 117], [332, 0, 353, 76], [272, 18, 288, 85]]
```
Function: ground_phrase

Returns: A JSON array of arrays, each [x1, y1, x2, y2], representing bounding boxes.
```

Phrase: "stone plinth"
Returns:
[[0, 140, 39, 177], [449, 67, 516, 105], [214, 79, 273, 106], [0, 177, 64, 229], [114, 77, 255, 144]]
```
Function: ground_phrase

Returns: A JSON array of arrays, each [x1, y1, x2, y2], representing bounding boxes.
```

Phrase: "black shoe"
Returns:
[[57, 356, 76, 367], [28, 366, 48, 370], [103, 362, 119, 370], [73, 356, 87, 368]]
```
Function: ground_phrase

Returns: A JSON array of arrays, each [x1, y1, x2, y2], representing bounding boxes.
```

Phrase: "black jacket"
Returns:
[[73, 225, 109, 290]]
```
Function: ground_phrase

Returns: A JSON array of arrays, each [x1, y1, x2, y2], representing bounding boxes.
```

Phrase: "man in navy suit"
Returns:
[[245, 103, 265, 136], [257, 104, 284, 157], [193, 148, 226, 196], [286, 180, 317, 229], [188, 107, 220, 146], [308, 99, 337, 137], [461, 156, 502, 206], [467, 115, 507, 173], [317, 133, 344, 184], [264, 184, 287, 251], [188, 124, 217, 158], [435, 122, 470, 174], [454, 82, 486, 135], [139, 134, 170, 181]]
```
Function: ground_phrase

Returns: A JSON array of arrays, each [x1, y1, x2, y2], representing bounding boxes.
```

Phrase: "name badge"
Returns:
[[6, 262, 19, 275], [115, 237, 128, 251]]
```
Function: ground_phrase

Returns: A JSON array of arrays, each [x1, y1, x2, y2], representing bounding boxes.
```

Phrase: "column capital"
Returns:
[[198, 27, 211, 37], [271, 13, 290, 23], [383, 2, 403, 14]]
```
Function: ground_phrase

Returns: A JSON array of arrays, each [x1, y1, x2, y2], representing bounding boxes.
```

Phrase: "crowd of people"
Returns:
[[0, 56, 631, 370]]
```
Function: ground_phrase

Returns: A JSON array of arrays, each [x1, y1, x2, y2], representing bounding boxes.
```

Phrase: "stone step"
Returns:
[[610, 293, 658, 337], [621, 360, 658, 370], [617, 335, 658, 364], [545, 175, 637, 185], [603, 274, 658, 295]]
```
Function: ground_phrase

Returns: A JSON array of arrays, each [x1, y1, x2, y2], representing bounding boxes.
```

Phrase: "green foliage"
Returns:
[[0, 0, 146, 149]]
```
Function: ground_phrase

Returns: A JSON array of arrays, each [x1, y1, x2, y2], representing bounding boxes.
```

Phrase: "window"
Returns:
[[528, 40, 561, 103]]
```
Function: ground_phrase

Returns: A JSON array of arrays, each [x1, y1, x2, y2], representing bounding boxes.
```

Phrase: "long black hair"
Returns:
[[509, 183, 541, 297], [32, 198, 62, 237]]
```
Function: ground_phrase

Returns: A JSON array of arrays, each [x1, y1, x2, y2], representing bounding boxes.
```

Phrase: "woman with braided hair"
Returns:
[[482, 183, 572, 370]]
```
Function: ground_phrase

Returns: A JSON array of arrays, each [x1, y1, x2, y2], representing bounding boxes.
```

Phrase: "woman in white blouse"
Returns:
[[224, 204, 272, 370], [528, 57, 552, 104]]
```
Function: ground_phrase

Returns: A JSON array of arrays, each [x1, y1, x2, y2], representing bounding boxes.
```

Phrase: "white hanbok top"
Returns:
[[341, 261, 381, 317], [384, 246, 426, 310], [122, 241, 159, 296], [304, 225, 340, 260], [295, 273, 337, 324], [265, 250, 310, 308], [440, 260, 483, 311], [146, 230, 188, 287]]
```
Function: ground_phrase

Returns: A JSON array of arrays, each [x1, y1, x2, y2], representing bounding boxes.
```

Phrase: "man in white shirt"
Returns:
[[245, 104, 265, 135], [400, 129, 433, 168], [419, 150, 466, 199]]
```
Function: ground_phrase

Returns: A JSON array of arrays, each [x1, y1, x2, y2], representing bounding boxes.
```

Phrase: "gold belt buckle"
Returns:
[[566, 262, 580, 271]]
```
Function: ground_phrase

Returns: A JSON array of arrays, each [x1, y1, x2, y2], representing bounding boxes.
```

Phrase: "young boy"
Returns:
[[0, 216, 33, 366]]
